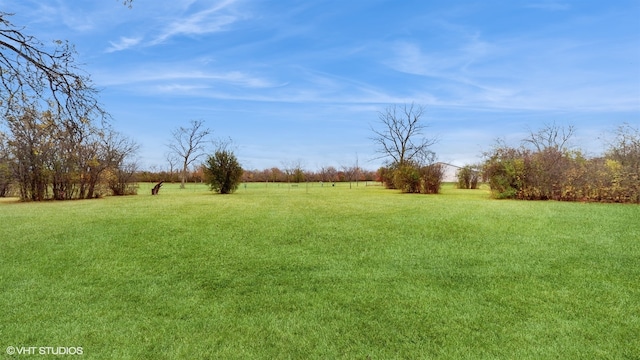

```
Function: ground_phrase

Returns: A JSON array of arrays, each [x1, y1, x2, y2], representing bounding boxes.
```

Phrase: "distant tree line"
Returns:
[[241, 166, 377, 184], [134, 164, 378, 185]]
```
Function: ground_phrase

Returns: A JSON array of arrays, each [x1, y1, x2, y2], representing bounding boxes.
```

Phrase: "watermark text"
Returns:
[[6, 346, 83, 356]]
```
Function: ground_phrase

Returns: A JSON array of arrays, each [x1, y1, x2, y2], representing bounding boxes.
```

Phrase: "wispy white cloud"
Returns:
[[218, 71, 280, 88], [106, 36, 143, 53], [2, 1, 117, 35], [383, 39, 519, 108], [101, 0, 244, 51], [155, 84, 210, 93], [150, 0, 242, 45], [94, 64, 282, 92], [386, 33, 493, 79]]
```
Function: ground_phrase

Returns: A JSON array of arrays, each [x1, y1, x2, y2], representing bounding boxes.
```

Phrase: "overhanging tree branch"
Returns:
[[0, 12, 105, 123]]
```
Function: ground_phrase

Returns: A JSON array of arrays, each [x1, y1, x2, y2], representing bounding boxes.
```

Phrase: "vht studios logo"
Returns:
[[6, 346, 84, 356]]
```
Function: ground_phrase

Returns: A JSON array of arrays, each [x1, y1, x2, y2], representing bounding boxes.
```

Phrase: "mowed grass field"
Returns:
[[1, 182, 638, 359]]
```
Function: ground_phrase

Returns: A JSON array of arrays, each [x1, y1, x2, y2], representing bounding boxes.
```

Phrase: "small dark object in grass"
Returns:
[[151, 181, 164, 195]]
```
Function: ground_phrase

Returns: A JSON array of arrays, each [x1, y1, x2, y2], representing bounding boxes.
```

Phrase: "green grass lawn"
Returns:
[[1, 182, 638, 359]]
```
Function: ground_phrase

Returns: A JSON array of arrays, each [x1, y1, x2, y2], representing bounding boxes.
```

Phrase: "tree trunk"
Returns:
[[180, 161, 187, 189]]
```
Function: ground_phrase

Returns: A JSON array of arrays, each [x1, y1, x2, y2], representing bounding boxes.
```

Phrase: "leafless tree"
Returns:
[[340, 164, 357, 189], [317, 165, 338, 183], [606, 122, 640, 171], [340, 154, 362, 188], [165, 152, 179, 182], [166, 120, 212, 189], [523, 122, 575, 152], [520, 122, 576, 199], [370, 103, 438, 166], [325, 166, 338, 183]]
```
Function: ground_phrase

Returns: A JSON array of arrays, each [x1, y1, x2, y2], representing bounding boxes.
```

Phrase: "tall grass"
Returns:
[[1, 182, 638, 359]]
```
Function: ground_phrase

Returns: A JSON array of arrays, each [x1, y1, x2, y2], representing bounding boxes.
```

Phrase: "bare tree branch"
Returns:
[[0, 12, 105, 123], [523, 121, 575, 152]]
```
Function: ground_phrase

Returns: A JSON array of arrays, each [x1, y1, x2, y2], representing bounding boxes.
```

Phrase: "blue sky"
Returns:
[[2, 0, 639, 170]]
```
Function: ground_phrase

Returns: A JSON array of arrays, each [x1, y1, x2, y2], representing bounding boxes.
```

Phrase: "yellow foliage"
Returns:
[[88, 157, 100, 168], [605, 159, 622, 174]]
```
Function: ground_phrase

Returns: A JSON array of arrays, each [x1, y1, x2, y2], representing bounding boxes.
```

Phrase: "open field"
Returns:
[[1, 182, 639, 359]]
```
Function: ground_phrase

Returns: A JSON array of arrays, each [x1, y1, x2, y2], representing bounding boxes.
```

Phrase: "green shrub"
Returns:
[[204, 149, 243, 194], [456, 165, 480, 189], [377, 165, 398, 189], [387, 162, 443, 194], [419, 163, 444, 194], [393, 164, 421, 193]]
